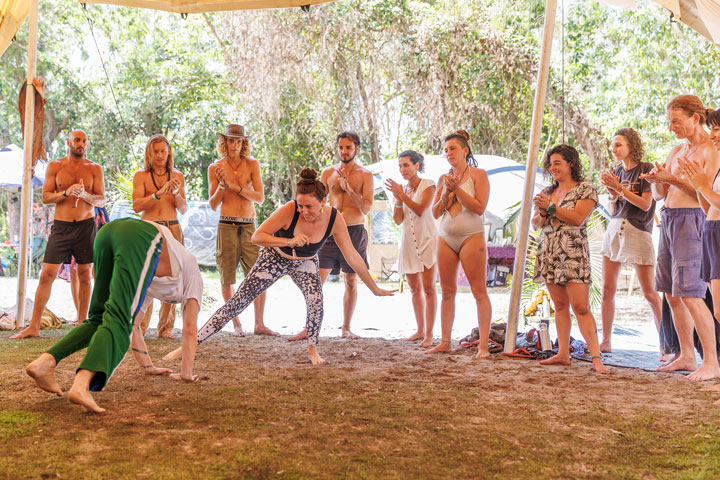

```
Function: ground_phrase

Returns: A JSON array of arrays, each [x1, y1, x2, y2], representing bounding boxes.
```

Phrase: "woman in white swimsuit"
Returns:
[[427, 130, 492, 358]]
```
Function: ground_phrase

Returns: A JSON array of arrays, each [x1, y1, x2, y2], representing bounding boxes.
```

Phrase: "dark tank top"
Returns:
[[275, 201, 338, 257]]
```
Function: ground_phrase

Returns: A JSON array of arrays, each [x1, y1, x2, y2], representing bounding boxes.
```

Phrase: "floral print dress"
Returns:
[[533, 181, 598, 285]]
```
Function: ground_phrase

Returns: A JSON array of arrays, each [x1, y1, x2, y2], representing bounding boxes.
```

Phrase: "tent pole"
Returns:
[[15, 0, 39, 329], [504, 0, 558, 353]]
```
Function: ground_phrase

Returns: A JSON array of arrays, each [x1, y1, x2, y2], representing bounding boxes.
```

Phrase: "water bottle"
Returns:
[[539, 321, 552, 351]]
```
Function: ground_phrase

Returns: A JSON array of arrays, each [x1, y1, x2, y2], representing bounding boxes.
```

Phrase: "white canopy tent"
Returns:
[[1, 0, 719, 334]]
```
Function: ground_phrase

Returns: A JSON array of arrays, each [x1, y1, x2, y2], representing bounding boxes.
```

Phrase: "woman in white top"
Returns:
[[386, 151, 438, 348]]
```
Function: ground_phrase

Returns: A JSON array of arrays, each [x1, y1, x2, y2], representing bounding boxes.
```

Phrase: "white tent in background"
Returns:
[[0, 144, 46, 188]]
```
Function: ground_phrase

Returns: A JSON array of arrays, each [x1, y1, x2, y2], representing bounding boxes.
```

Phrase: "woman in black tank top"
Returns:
[[178, 169, 396, 367]]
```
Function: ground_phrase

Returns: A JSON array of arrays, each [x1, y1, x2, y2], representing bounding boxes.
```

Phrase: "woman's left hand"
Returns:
[[680, 156, 708, 189], [144, 366, 172, 376], [372, 286, 398, 296]]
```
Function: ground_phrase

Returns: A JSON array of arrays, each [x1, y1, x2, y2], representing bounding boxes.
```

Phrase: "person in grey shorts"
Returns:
[[682, 106, 720, 397], [599, 128, 663, 355], [641, 95, 720, 381]]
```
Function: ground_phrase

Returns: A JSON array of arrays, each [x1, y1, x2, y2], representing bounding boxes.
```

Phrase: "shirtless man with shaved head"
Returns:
[[12, 129, 106, 339]]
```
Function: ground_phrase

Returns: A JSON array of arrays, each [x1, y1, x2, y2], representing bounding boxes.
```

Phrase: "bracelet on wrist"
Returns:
[[218, 183, 226, 190], [152, 193, 160, 201], [441, 197, 448, 204], [62, 190, 68, 197], [395, 203, 403, 209], [238, 186, 244, 195], [287, 238, 291, 247]]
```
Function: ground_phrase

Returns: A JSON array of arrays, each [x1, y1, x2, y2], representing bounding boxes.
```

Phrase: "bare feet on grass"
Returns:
[[599, 341, 612, 354], [404, 332, 424, 342], [657, 355, 698, 373], [288, 329, 308, 342], [308, 346, 326, 365], [162, 347, 183, 362], [68, 371, 105, 414], [341, 328, 360, 340], [424, 341, 451, 354], [26, 353, 63, 396], [686, 364, 720, 382], [10, 327, 40, 339], [419, 337, 434, 348], [254, 325, 279, 336], [539, 354, 571, 366]]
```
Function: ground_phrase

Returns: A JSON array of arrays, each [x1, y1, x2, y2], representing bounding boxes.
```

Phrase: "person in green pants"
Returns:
[[25, 218, 203, 413]]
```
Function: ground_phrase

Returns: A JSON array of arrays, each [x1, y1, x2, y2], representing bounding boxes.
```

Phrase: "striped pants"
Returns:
[[46, 219, 162, 391]]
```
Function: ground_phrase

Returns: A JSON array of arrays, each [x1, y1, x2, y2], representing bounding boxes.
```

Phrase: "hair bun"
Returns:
[[455, 129, 470, 141], [299, 168, 318, 182]]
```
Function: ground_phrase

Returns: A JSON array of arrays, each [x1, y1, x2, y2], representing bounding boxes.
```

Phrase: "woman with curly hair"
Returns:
[[532, 144, 609, 374], [598, 128, 662, 354]]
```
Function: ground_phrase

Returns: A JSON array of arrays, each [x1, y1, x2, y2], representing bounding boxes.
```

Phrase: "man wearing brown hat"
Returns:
[[208, 124, 276, 337]]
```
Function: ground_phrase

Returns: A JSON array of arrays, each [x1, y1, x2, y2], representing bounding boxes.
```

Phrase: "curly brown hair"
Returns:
[[543, 144, 585, 183], [613, 127, 645, 165], [216, 136, 250, 158]]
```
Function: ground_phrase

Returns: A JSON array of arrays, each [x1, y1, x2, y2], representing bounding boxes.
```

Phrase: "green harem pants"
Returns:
[[46, 218, 163, 391]]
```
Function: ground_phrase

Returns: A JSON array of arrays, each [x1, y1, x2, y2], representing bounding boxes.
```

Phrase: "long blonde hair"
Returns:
[[144, 134, 173, 173], [216, 136, 250, 158]]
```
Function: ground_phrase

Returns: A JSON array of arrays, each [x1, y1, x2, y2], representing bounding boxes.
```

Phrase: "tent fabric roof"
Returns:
[[0, 144, 46, 187], [0, 0, 30, 57], [81, 0, 334, 14], [0, 0, 334, 57], [598, 0, 720, 43]]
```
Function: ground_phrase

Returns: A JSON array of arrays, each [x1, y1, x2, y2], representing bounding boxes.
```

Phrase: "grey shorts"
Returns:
[[655, 208, 706, 298], [318, 225, 369, 275], [701, 220, 720, 283]]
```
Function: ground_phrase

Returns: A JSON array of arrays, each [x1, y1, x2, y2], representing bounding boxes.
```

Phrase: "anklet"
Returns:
[[591, 355, 603, 360], [440, 340, 451, 345]]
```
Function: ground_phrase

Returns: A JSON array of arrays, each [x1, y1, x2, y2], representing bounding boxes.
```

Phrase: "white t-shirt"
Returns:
[[134, 221, 203, 321]]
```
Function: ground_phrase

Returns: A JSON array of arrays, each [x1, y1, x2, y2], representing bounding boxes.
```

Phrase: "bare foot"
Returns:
[[158, 333, 176, 339], [539, 354, 571, 366], [424, 341, 452, 354], [475, 348, 490, 359], [657, 355, 697, 373], [10, 327, 40, 339], [686, 364, 720, 382], [419, 337, 434, 348], [700, 383, 720, 392], [69, 320, 83, 326], [26, 354, 63, 396], [341, 329, 360, 340], [659, 352, 677, 363], [599, 341, 612, 353], [592, 358, 612, 375], [254, 325, 280, 336], [288, 329, 308, 342], [68, 385, 106, 414], [308, 346, 326, 365], [231, 326, 245, 338], [404, 332, 424, 342], [162, 347, 183, 362]]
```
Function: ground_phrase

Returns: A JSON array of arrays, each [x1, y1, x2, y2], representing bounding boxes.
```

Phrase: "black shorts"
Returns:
[[44, 218, 97, 265], [318, 224, 369, 275]]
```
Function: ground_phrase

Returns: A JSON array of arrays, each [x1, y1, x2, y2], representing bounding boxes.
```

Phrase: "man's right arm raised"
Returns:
[[208, 163, 223, 211]]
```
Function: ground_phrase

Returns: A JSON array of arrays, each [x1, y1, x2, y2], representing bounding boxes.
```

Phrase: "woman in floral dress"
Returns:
[[532, 144, 610, 374]]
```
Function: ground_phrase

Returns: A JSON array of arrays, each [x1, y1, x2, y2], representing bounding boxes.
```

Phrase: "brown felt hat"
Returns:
[[216, 124, 247, 140]]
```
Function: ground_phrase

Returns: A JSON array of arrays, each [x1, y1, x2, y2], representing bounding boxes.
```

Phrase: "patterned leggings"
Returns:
[[197, 247, 324, 345]]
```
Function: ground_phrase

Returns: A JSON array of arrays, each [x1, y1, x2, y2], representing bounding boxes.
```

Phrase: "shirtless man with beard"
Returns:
[[12, 130, 105, 339]]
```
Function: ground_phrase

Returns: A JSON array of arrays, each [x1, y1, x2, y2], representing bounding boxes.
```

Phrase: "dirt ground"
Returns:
[[2, 276, 720, 479]]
